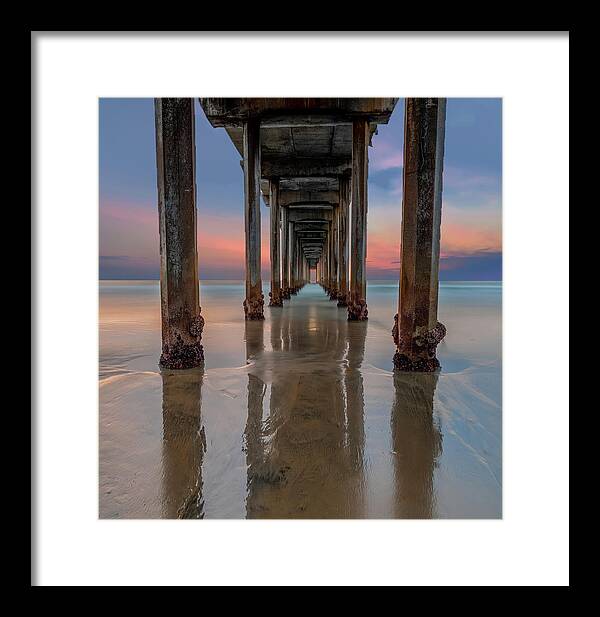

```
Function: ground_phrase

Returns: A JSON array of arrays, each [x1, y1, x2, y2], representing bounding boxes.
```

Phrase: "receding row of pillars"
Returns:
[[154, 98, 447, 372], [298, 117, 368, 322], [267, 177, 330, 310]]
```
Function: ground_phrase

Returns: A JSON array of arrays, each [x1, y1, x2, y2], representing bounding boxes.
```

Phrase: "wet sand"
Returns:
[[100, 280, 501, 519]]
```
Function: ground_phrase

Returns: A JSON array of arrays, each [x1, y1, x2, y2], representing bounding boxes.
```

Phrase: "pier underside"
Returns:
[[155, 98, 447, 371]]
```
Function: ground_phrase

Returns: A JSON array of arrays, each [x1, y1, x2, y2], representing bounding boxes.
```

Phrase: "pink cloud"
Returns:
[[370, 139, 404, 172], [100, 200, 159, 260], [101, 197, 501, 281], [444, 166, 499, 192]]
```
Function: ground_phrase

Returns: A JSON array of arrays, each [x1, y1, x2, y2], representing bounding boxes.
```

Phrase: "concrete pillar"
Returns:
[[329, 206, 339, 300], [393, 98, 447, 371], [327, 221, 334, 293], [298, 240, 302, 286], [294, 232, 298, 288], [337, 175, 350, 307], [348, 118, 369, 321], [281, 206, 290, 299], [268, 179, 283, 307], [324, 246, 328, 290], [155, 98, 204, 369], [296, 235, 302, 288], [243, 118, 264, 320], [294, 236, 299, 290], [321, 240, 325, 289], [289, 222, 297, 294]]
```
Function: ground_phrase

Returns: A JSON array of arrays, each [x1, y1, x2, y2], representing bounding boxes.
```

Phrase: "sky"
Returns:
[[100, 98, 501, 280]]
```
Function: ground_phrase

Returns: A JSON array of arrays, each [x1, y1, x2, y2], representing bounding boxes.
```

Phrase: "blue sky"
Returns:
[[100, 98, 502, 280]]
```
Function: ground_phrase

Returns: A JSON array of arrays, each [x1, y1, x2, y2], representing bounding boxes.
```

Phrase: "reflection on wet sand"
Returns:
[[391, 372, 442, 518], [100, 281, 502, 519], [159, 294, 443, 518], [243, 306, 367, 518], [161, 368, 206, 518]]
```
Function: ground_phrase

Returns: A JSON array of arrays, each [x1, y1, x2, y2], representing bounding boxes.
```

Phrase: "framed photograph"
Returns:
[[32, 29, 570, 587]]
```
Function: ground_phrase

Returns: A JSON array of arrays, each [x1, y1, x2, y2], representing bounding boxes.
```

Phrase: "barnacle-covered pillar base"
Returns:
[[392, 316, 445, 372], [244, 292, 265, 320], [160, 314, 205, 370], [347, 298, 368, 321]]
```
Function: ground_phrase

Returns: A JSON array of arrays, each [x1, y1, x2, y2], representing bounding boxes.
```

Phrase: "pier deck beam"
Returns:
[[243, 118, 265, 320], [155, 98, 204, 369], [393, 98, 447, 372], [269, 179, 283, 307], [348, 118, 369, 321]]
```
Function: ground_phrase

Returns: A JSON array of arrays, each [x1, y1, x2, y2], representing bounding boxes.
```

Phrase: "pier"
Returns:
[[154, 98, 447, 371]]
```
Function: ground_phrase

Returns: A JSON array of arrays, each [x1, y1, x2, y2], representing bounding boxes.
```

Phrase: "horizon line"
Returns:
[[99, 277, 503, 283]]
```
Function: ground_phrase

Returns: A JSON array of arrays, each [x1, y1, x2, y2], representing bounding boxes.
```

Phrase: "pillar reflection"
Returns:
[[160, 367, 206, 519], [344, 321, 367, 486], [242, 320, 271, 518], [391, 372, 443, 518], [269, 306, 284, 353]]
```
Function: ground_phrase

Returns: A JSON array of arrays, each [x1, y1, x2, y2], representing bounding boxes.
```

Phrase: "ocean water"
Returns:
[[99, 280, 502, 519]]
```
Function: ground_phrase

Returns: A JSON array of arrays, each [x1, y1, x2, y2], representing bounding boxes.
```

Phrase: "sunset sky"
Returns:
[[100, 98, 501, 280]]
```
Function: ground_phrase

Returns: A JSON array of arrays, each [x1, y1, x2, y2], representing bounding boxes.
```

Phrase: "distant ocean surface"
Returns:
[[100, 280, 502, 519]]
